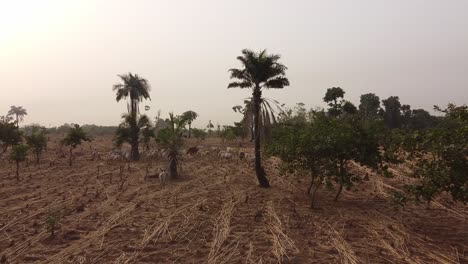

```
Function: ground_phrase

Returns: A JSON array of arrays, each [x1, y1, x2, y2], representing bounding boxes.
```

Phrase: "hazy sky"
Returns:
[[1, 0, 467, 128]]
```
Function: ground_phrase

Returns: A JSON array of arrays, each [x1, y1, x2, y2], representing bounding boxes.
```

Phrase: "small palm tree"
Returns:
[[8, 106, 28, 128], [10, 144, 30, 181], [156, 113, 187, 179], [182, 110, 199, 138], [228, 49, 289, 187], [113, 73, 151, 160], [114, 114, 154, 152], [61, 124, 91, 166]]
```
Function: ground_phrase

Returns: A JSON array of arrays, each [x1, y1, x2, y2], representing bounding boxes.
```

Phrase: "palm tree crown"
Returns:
[[228, 49, 289, 90], [113, 73, 151, 116], [8, 106, 28, 127]]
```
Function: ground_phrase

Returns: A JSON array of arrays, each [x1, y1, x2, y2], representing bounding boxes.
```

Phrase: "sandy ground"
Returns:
[[0, 135, 467, 263]]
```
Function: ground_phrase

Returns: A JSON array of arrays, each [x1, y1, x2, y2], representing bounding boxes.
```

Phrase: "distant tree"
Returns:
[[156, 113, 187, 179], [0, 116, 22, 156], [382, 96, 402, 129], [113, 73, 151, 160], [25, 126, 48, 164], [323, 87, 345, 117], [182, 110, 199, 138], [228, 49, 289, 188], [7, 106, 28, 128], [359, 93, 380, 121], [342, 101, 358, 115], [10, 144, 30, 181], [192, 128, 207, 142], [61, 125, 91, 166]]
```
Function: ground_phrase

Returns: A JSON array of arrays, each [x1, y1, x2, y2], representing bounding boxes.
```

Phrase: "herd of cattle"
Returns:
[[90, 145, 256, 165]]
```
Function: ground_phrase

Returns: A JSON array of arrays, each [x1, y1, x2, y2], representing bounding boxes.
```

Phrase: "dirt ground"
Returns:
[[0, 135, 467, 264]]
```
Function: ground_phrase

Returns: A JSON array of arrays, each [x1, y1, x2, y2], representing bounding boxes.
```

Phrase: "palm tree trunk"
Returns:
[[253, 87, 270, 188], [16, 115, 19, 128]]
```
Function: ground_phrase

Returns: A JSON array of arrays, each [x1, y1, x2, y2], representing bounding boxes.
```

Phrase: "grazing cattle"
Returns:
[[218, 151, 233, 159], [226, 147, 236, 153], [159, 170, 168, 185], [199, 150, 210, 157], [239, 152, 246, 161], [210, 146, 220, 152], [187, 147, 199, 155]]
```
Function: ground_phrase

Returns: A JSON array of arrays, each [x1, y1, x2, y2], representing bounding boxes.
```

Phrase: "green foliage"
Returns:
[[113, 72, 151, 116], [61, 124, 90, 148], [0, 115, 22, 156], [115, 114, 154, 147], [402, 104, 468, 203], [45, 208, 61, 236], [10, 144, 30, 181], [156, 113, 187, 178], [323, 87, 345, 117], [182, 110, 199, 138], [9, 144, 30, 163], [220, 126, 237, 142], [7, 105, 27, 127], [62, 125, 91, 166], [382, 96, 402, 129], [268, 107, 387, 206], [359, 93, 380, 121], [25, 126, 48, 164], [192, 128, 207, 141]]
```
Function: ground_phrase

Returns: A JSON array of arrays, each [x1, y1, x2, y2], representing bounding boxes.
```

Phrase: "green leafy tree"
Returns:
[[359, 93, 380, 121], [323, 87, 345, 117], [228, 49, 289, 188], [7, 106, 27, 128], [403, 104, 468, 203], [156, 113, 187, 179], [10, 144, 30, 181], [61, 125, 91, 166], [181, 110, 199, 138], [113, 72, 151, 160], [269, 109, 386, 205], [25, 126, 48, 164], [0, 115, 22, 156], [382, 96, 402, 129]]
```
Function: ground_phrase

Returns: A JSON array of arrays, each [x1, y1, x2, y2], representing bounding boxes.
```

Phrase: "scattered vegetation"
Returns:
[[9, 144, 30, 181], [61, 124, 91, 166], [25, 126, 48, 164]]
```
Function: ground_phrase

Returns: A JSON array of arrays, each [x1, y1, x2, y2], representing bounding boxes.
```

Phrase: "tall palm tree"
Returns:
[[113, 73, 151, 160], [8, 106, 27, 128], [182, 110, 199, 138], [228, 49, 289, 187]]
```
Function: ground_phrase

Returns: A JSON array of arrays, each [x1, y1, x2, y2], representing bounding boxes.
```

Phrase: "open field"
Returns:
[[0, 135, 467, 263]]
